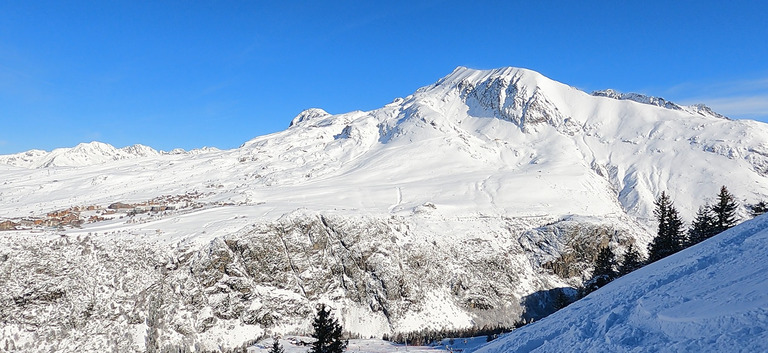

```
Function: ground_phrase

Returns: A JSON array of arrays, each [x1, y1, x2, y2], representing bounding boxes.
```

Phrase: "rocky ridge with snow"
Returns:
[[1, 66, 767, 351], [591, 89, 728, 120]]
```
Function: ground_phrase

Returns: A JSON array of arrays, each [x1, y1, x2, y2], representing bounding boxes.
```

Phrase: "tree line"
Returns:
[[383, 322, 528, 346], [581, 185, 765, 297]]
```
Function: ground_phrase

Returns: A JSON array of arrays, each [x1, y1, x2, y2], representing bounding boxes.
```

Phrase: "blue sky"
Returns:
[[1, 1, 767, 154]]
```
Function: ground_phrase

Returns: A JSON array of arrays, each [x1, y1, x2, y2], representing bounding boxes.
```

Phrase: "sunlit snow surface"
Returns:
[[247, 337, 489, 353], [1, 67, 767, 226], [475, 214, 768, 353]]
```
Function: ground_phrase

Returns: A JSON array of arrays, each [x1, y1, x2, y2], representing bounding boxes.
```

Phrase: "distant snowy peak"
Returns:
[[0, 142, 162, 168], [288, 108, 331, 127], [592, 88, 728, 119], [120, 144, 161, 157]]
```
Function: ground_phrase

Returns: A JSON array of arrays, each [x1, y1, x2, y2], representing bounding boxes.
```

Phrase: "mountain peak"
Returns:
[[437, 66, 549, 90], [289, 108, 331, 127]]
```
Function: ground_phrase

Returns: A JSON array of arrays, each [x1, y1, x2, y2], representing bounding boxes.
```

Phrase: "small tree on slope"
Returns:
[[582, 246, 618, 294], [648, 191, 685, 263], [688, 205, 717, 246], [593, 246, 618, 286], [309, 304, 347, 353], [711, 185, 739, 233], [268, 338, 284, 353], [618, 243, 643, 276], [749, 200, 768, 217]]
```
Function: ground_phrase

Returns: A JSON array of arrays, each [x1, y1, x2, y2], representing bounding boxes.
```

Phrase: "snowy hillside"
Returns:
[[1, 67, 766, 222], [476, 213, 768, 353], [1, 66, 767, 351]]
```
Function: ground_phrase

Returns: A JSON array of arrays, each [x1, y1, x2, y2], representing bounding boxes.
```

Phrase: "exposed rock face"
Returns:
[[0, 211, 642, 351], [459, 71, 578, 134], [592, 89, 683, 110]]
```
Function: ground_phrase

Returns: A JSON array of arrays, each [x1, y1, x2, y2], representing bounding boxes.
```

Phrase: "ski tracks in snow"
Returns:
[[388, 186, 403, 213]]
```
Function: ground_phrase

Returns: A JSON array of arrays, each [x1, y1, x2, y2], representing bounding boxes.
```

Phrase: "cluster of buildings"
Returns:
[[0, 192, 208, 232]]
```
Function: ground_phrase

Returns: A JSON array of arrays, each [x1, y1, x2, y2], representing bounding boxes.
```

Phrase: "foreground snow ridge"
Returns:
[[477, 214, 768, 353]]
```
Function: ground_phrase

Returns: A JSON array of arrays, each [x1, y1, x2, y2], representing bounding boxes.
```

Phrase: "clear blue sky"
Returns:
[[1, 1, 767, 154]]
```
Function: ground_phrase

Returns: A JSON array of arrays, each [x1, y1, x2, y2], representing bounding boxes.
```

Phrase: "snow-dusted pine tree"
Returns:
[[749, 200, 768, 217], [268, 338, 284, 353]]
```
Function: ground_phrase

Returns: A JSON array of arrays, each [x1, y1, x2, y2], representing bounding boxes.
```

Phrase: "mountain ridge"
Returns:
[[0, 66, 742, 169]]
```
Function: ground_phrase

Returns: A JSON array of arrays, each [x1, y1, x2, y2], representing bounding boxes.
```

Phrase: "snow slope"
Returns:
[[476, 214, 768, 353]]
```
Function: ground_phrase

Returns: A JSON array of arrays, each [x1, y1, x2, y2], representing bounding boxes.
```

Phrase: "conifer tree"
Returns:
[[553, 287, 572, 310], [618, 243, 642, 276], [309, 304, 347, 353], [593, 246, 617, 285], [578, 246, 619, 295], [688, 205, 717, 245], [711, 185, 739, 233], [749, 200, 768, 217], [268, 338, 284, 353], [648, 192, 685, 263]]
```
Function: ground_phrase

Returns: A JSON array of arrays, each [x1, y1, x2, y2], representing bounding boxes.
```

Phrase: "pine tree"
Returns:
[[618, 243, 642, 276], [711, 185, 739, 233], [648, 192, 685, 263], [749, 200, 768, 217], [309, 304, 347, 353], [592, 246, 617, 287], [553, 287, 572, 310], [268, 338, 284, 353], [687, 205, 716, 245]]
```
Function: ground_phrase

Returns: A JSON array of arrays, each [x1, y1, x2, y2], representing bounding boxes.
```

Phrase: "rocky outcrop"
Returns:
[[0, 211, 642, 352]]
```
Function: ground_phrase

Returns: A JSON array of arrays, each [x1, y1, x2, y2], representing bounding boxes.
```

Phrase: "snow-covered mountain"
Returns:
[[0, 141, 162, 168], [591, 89, 728, 119], [1, 66, 767, 351], [476, 213, 768, 353], [0, 142, 224, 168]]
